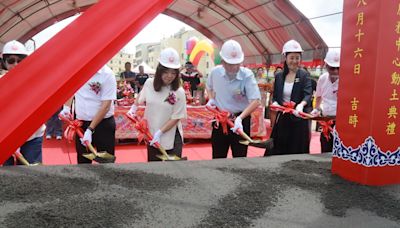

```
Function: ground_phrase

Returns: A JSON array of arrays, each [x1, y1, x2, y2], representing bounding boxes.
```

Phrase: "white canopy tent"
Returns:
[[133, 62, 156, 74]]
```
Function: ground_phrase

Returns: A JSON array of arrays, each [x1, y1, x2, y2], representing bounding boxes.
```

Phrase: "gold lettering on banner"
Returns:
[[349, 114, 359, 127], [396, 37, 400, 51], [355, 29, 365, 42], [388, 106, 398, 119], [392, 72, 400, 85], [351, 98, 359, 111], [390, 89, 400, 101], [354, 64, 361, 75], [354, 48, 363, 58], [396, 21, 400, 34], [386, 122, 396, 135], [357, 12, 364, 25], [398, 3, 400, 15], [357, 0, 367, 7], [392, 57, 400, 67]]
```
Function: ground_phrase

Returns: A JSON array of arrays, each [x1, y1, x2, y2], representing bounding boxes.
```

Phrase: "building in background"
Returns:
[[138, 28, 216, 78], [135, 42, 159, 66], [107, 51, 136, 79]]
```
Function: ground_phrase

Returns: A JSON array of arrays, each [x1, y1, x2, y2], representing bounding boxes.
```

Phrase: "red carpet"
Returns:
[[42, 124, 322, 165]]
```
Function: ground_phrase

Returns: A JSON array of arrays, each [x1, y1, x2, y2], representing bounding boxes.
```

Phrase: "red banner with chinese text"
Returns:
[[334, 0, 400, 185]]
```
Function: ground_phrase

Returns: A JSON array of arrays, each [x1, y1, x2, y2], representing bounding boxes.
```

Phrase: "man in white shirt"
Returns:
[[312, 50, 340, 153], [206, 40, 261, 159], [60, 65, 117, 163]]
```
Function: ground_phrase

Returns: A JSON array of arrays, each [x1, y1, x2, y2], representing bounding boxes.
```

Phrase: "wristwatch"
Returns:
[[87, 126, 95, 133]]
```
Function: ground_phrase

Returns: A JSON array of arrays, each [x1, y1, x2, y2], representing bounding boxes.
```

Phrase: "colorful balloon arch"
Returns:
[[187, 39, 221, 66]]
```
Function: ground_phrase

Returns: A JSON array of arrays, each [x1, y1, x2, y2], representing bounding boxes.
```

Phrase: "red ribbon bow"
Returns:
[[58, 114, 84, 142], [125, 114, 164, 149], [282, 101, 296, 114], [64, 119, 83, 142], [134, 117, 150, 144], [206, 106, 232, 135], [319, 120, 334, 140]]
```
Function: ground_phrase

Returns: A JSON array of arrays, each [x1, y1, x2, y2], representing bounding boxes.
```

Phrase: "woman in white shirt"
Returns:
[[128, 48, 187, 161]]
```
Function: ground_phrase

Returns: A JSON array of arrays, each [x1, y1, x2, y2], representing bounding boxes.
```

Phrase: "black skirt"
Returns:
[[266, 112, 310, 156]]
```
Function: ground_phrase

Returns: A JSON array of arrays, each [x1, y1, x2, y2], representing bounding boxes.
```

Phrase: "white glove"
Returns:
[[295, 103, 304, 112], [230, 116, 243, 134], [127, 104, 138, 116], [311, 108, 321, 116], [59, 105, 71, 119], [271, 101, 279, 106], [206, 98, 216, 108], [80, 128, 93, 146], [293, 103, 304, 118], [150, 129, 163, 146]]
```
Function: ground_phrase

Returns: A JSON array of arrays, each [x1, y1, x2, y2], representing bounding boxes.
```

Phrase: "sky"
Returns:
[[31, 0, 343, 53]]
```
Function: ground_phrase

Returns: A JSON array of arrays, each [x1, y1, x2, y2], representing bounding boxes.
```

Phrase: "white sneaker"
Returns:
[[46, 135, 52, 140], [56, 136, 62, 140]]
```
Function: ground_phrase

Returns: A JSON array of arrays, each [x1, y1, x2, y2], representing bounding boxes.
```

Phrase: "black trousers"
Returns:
[[320, 121, 336, 153], [147, 129, 182, 162], [211, 115, 251, 159], [75, 116, 116, 164]]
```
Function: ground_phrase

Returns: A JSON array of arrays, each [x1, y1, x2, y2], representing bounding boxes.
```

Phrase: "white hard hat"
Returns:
[[324, 49, 340, 67], [219, 39, 244, 64], [282, 39, 303, 54], [159, 47, 181, 69], [2, 40, 28, 56]]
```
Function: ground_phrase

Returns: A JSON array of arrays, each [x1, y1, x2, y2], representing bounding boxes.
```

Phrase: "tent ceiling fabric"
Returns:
[[0, 0, 327, 65]]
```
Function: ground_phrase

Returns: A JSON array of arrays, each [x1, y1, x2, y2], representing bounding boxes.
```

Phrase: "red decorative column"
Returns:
[[332, 0, 400, 185]]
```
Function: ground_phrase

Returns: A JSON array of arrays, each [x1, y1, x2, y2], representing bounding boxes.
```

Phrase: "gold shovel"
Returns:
[[13, 151, 40, 166], [59, 114, 115, 163], [239, 138, 274, 150], [125, 113, 185, 161], [153, 141, 187, 161], [81, 141, 116, 163]]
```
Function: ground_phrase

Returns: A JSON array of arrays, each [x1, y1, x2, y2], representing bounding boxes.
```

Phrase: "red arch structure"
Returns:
[[0, 0, 174, 162]]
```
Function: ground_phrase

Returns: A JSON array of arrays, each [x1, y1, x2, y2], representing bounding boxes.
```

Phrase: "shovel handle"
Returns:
[[226, 119, 253, 143], [85, 142, 98, 156], [58, 114, 99, 155], [14, 151, 30, 166], [125, 113, 174, 158], [154, 142, 169, 157]]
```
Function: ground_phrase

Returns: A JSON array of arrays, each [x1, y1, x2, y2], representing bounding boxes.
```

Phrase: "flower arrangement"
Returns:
[[197, 82, 205, 91], [164, 92, 177, 105], [116, 80, 135, 106], [117, 81, 134, 98], [89, 81, 101, 94]]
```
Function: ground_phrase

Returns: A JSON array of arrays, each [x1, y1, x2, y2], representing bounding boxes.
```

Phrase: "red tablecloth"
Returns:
[[115, 106, 266, 139]]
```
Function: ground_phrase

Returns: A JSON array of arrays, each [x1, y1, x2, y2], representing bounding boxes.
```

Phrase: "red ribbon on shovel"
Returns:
[[206, 106, 253, 143], [125, 113, 183, 161], [206, 106, 230, 134], [58, 114, 116, 163], [59, 114, 85, 141], [319, 119, 335, 140], [270, 101, 314, 119]]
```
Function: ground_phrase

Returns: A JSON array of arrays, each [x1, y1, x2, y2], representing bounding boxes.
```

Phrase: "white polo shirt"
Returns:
[[206, 65, 261, 114], [138, 78, 187, 150], [315, 72, 339, 116], [75, 65, 117, 121]]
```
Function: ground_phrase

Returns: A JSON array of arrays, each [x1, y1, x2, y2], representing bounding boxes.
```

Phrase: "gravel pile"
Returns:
[[1, 154, 399, 227]]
